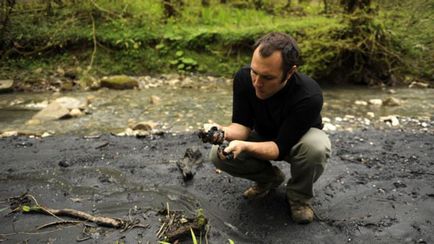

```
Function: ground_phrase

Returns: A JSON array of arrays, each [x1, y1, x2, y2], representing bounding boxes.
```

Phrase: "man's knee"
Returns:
[[302, 141, 330, 163], [290, 139, 330, 166]]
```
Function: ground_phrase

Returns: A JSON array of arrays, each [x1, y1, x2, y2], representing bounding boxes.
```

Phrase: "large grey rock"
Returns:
[[55, 97, 87, 110], [100, 75, 138, 89], [0, 80, 14, 93], [32, 101, 70, 121]]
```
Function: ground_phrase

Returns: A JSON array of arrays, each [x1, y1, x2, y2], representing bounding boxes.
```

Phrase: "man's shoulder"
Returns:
[[234, 65, 251, 80], [293, 72, 322, 94]]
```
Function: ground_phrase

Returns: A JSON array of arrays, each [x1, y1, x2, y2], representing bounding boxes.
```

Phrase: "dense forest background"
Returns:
[[0, 0, 433, 87]]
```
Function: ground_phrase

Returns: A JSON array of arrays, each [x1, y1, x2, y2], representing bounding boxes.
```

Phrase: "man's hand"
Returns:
[[217, 142, 234, 160], [219, 140, 280, 161], [219, 140, 245, 160], [198, 126, 225, 145]]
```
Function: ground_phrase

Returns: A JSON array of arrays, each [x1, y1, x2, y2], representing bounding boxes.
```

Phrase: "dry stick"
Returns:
[[32, 207, 126, 228], [156, 222, 166, 238], [88, 13, 97, 71]]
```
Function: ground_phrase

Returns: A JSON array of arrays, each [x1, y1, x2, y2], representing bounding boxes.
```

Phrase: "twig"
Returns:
[[156, 222, 166, 238], [166, 202, 170, 218]]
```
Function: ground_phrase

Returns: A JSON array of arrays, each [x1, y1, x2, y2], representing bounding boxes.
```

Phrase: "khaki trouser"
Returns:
[[210, 128, 331, 203]]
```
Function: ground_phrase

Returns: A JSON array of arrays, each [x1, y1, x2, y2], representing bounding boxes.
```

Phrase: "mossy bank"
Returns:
[[1, 0, 433, 90]]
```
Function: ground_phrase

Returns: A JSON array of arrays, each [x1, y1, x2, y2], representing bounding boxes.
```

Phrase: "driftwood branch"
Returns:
[[23, 206, 126, 228], [8, 193, 138, 230]]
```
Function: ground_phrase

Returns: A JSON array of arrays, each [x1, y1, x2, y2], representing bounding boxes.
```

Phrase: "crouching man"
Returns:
[[201, 32, 331, 224]]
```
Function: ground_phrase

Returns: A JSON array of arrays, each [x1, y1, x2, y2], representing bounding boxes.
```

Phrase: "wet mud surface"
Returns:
[[0, 128, 433, 243]]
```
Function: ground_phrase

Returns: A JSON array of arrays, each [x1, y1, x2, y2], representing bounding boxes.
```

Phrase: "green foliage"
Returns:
[[1, 0, 431, 84], [377, 0, 434, 80]]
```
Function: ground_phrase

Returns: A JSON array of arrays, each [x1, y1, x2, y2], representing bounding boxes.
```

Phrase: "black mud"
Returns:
[[0, 128, 433, 243]]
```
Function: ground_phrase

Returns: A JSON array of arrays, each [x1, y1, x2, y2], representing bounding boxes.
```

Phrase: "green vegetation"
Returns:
[[0, 0, 432, 87]]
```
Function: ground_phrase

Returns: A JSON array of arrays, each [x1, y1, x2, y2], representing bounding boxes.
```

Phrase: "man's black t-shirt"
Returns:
[[232, 66, 323, 160]]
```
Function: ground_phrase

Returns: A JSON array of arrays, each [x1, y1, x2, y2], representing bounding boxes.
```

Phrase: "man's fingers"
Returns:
[[224, 144, 233, 154]]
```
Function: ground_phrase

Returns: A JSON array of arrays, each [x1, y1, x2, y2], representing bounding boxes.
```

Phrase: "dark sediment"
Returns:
[[0, 128, 433, 243]]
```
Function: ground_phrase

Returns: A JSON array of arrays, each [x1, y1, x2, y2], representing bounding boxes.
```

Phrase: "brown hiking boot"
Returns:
[[243, 166, 285, 200], [288, 199, 314, 224]]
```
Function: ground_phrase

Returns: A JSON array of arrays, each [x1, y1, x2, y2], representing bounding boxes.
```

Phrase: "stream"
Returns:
[[0, 77, 433, 135]]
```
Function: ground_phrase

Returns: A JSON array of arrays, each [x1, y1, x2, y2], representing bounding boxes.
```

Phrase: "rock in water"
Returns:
[[55, 97, 87, 110], [176, 147, 203, 181], [383, 97, 402, 106], [0, 80, 14, 93], [32, 101, 70, 121], [100, 75, 138, 89]]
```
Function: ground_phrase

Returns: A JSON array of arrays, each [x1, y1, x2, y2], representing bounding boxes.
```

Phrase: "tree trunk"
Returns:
[[162, 0, 176, 18], [46, 0, 52, 16], [201, 0, 209, 7], [323, 0, 328, 13], [340, 0, 371, 13], [284, 0, 291, 8], [253, 0, 263, 10]]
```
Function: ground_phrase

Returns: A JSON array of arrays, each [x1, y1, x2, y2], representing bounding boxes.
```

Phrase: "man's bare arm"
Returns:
[[222, 123, 251, 141], [224, 140, 279, 161]]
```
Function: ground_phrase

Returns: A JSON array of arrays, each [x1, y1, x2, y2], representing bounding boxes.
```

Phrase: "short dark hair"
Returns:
[[253, 32, 301, 79]]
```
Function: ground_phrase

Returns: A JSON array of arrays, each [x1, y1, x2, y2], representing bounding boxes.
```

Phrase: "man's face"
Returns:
[[250, 47, 288, 100]]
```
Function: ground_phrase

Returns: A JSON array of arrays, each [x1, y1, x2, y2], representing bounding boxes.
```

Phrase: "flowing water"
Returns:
[[0, 79, 433, 135]]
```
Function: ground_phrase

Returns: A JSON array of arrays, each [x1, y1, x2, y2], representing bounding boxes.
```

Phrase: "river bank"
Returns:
[[0, 125, 433, 243], [1, 73, 433, 139]]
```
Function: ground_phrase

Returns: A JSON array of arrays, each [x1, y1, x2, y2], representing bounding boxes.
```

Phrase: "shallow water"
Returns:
[[0, 81, 433, 135]]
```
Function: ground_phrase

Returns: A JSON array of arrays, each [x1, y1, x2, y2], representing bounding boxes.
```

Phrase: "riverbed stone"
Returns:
[[355, 100, 368, 106], [131, 121, 156, 131], [0, 80, 14, 93], [100, 75, 138, 89], [69, 108, 84, 117], [380, 115, 400, 126], [367, 112, 375, 118], [55, 97, 87, 110], [323, 123, 337, 131], [383, 97, 402, 106], [32, 101, 70, 121], [25, 100, 49, 110], [150, 95, 161, 105], [408, 81, 429, 88], [0, 131, 18, 137], [369, 99, 383, 106]]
